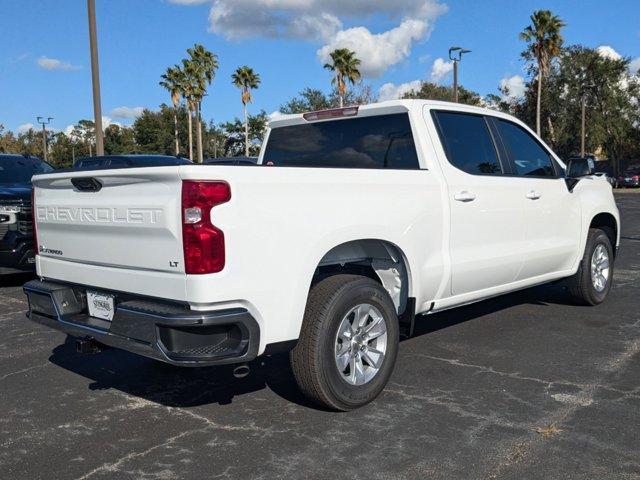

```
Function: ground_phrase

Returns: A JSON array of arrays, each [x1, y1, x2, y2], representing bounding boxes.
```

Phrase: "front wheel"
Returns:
[[568, 228, 614, 305], [290, 274, 399, 411]]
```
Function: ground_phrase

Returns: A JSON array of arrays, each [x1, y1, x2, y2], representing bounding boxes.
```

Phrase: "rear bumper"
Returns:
[[23, 279, 260, 367]]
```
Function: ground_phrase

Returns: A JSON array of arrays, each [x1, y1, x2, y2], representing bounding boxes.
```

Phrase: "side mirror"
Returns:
[[566, 158, 593, 178]]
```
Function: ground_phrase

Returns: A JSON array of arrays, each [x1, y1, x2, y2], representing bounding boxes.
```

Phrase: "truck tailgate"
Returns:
[[32, 168, 184, 274]]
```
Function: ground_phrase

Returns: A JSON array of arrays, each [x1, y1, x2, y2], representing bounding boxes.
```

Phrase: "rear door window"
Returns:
[[495, 119, 557, 177], [432, 111, 503, 175], [263, 113, 420, 169]]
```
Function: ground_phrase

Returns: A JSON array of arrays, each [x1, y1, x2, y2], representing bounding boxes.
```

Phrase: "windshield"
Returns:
[[0, 157, 54, 184]]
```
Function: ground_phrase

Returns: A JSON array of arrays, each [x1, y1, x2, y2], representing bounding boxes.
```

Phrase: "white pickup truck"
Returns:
[[24, 100, 619, 410]]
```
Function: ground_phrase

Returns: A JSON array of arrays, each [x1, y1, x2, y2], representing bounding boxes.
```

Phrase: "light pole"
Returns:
[[449, 46, 471, 103], [87, 0, 104, 156], [36, 116, 53, 162]]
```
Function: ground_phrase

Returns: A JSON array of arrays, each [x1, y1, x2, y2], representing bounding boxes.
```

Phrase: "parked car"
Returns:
[[203, 157, 257, 166], [24, 101, 619, 410], [617, 168, 640, 188], [0, 154, 53, 274], [72, 154, 191, 170]]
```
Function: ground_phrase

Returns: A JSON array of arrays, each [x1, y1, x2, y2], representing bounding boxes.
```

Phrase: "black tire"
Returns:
[[290, 274, 399, 411], [567, 228, 614, 305]]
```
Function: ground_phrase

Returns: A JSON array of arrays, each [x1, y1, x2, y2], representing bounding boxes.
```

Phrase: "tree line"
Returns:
[[404, 10, 640, 173], [1, 10, 638, 172]]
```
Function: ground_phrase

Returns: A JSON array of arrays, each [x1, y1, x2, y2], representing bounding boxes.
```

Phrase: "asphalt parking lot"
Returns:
[[1, 192, 639, 480]]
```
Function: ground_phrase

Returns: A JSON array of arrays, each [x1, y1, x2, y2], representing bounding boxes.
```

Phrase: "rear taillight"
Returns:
[[181, 181, 231, 274], [31, 188, 38, 254], [633, 176, 639, 181]]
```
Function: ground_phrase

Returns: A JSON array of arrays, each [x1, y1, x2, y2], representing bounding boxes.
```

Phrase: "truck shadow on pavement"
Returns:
[[46, 283, 577, 410], [0, 272, 35, 288]]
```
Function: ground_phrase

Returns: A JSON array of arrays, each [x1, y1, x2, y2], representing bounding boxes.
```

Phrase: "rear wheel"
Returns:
[[568, 228, 614, 305], [290, 274, 399, 411]]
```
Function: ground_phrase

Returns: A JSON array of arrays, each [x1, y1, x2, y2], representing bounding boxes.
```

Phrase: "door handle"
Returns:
[[525, 190, 541, 200], [454, 191, 477, 202]]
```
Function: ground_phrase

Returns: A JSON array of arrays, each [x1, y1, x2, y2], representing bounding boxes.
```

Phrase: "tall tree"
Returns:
[[104, 124, 136, 155], [133, 105, 189, 155], [72, 120, 96, 157], [159, 66, 184, 156], [231, 66, 261, 156], [402, 82, 484, 106], [280, 85, 375, 114], [520, 10, 565, 136], [220, 111, 268, 157], [185, 44, 219, 163], [323, 48, 362, 108], [508, 45, 640, 174]]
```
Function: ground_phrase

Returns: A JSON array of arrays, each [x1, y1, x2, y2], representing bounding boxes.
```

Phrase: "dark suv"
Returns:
[[0, 154, 53, 274]]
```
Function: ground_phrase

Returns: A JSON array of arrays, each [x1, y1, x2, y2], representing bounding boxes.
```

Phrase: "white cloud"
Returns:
[[37, 56, 81, 71], [596, 45, 622, 61], [378, 80, 422, 101], [318, 18, 437, 78], [8, 52, 30, 64], [596, 46, 640, 76], [206, 0, 446, 41], [102, 116, 121, 129], [430, 57, 453, 84], [500, 74, 526, 100], [195, 0, 447, 77], [110, 106, 144, 120], [290, 13, 343, 41], [17, 123, 34, 134], [208, 0, 342, 41]]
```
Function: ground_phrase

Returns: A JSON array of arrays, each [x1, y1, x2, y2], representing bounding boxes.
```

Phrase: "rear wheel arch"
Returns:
[[312, 239, 413, 317]]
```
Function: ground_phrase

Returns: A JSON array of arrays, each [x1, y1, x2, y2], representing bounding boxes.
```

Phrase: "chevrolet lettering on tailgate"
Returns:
[[36, 206, 163, 225]]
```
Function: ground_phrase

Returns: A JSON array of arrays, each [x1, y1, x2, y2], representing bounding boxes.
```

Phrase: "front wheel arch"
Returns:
[[589, 212, 618, 257]]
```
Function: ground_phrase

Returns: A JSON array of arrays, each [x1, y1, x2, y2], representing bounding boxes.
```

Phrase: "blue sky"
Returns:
[[1, 0, 638, 134]]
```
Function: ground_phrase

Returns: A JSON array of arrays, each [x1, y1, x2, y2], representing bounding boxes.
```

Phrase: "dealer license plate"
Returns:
[[87, 291, 115, 321]]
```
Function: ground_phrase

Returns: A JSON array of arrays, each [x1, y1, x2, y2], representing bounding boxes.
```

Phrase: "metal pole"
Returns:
[[449, 47, 470, 104], [87, 0, 104, 156], [41, 123, 47, 162], [581, 96, 586, 158], [453, 61, 459, 103], [36, 116, 53, 162]]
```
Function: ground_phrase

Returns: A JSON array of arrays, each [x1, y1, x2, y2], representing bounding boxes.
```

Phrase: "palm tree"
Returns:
[[232, 66, 261, 156], [323, 48, 361, 108], [186, 44, 218, 163], [159, 66, 184, 156], [181, 59, 200, 162], [520, 10, 565, 136]]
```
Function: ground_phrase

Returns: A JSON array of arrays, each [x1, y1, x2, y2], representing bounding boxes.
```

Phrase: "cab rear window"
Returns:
[[263, 113, 420, 169]]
